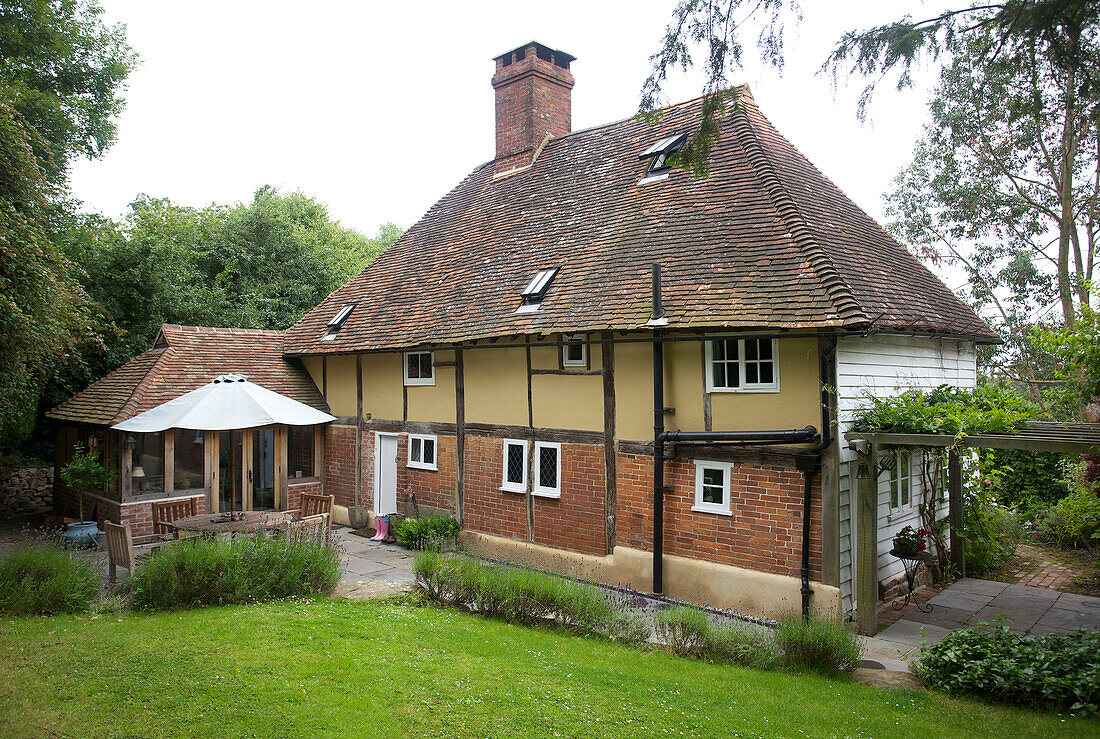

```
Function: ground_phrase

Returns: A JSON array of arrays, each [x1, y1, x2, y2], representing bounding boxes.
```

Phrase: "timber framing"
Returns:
[[845, 422, 1100, 454]]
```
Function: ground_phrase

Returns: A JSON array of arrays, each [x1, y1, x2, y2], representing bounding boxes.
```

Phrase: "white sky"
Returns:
[[70, 1, 952, 247]]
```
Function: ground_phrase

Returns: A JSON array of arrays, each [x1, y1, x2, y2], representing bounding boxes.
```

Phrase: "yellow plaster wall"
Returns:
[[531, 374, 603, 431], [464, 346, 528, 426], [301, 356, 323, 394], [360, 353, 403, 421], [709, 337, 819, 431], [324, 355, 358, 417], [406, 349, 456, 423], [614, 337, 820, 441]]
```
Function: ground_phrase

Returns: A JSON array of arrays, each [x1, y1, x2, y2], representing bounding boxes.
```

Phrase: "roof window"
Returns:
[[320, 302, 356, 341], [639, 132, 687, 182], [517, 267, 559, 313]]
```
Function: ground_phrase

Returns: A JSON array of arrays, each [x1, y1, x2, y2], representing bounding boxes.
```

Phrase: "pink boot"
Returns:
[[370, 515, 388, 541]]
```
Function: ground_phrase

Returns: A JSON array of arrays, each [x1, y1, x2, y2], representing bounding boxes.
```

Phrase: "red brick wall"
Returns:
[[531, 443, 606, 556], [461, 435, 528, 543], [324, 425, 357, 508], [616, 452, 822, 581], [288, 480, 322, 513], [119, 494, 205, 540], [397, 434, 456, 516]]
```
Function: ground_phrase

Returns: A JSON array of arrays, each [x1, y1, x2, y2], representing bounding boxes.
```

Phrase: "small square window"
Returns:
[[404, 351, 434, 386], [693, 460, 734, 516], [532, 441, 561, 498], [562, 334, 587, 367], [408, 434, 437, 471], [705, 338, 779, 393], [501, 439, 527, 493]]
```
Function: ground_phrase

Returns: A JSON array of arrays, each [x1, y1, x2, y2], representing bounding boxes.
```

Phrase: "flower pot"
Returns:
[[64, 521, 100, 549], [347, 505, 371, 530]]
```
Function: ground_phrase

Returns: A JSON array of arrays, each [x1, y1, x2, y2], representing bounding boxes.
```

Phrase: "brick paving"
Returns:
[[1012, 543, 1077, 590]]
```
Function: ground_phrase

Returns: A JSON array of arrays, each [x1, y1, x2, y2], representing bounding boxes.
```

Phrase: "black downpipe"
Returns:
[[798, 336, 837, 620], [652, 264, 665, 594]]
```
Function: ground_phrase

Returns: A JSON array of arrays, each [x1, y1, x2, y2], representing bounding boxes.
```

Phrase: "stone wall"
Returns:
[[0, 466, 53, 518]]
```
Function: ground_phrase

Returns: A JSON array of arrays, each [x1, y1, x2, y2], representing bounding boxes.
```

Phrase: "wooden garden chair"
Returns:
[[104, 520, 137, 584], [279, 512, 330, 542], [293, 493, 334, 537], [151, 497, 197, 539]]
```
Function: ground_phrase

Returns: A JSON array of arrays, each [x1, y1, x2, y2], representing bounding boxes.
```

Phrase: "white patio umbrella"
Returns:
[[113, 374, 335, 432]]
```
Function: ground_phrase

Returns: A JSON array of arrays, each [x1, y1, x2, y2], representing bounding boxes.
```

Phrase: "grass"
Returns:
[[0, 598, 1096, 738]]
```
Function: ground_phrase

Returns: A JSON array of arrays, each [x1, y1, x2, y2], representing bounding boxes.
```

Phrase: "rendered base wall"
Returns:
[[460, 531, 842, 622]]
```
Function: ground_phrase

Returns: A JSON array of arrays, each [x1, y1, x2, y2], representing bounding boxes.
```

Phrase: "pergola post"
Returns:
[[855, 444, 879, 636], [948, 449, 965, 577]]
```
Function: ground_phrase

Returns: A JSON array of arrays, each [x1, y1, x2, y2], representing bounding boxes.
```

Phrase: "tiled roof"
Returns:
[[282, 87, 997, 355], [48, 325, 328, 427]]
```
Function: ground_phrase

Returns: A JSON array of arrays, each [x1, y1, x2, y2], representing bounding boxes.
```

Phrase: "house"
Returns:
[[280, 41, 998, 619], [47, 325, 328, 537], [50, 41, 997, 622]]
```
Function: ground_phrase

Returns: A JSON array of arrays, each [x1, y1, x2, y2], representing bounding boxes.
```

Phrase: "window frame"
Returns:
[[407, 433, 438, 471], [562, 334, 587, 368], [704, 338, 780, 393], [889, 451, 917, 509], [693, 460, 735, 516], [403, 351, 435, 386], [532, 441, 562, 499], [500, 439, 528, 493]]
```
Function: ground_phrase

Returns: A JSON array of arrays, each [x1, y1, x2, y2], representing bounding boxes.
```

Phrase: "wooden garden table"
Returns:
[[169, 510, 294, 536]]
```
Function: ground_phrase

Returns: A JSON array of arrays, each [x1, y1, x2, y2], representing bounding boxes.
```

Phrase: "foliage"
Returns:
[[979, 448, 1072, 515], [0, 0, 137, 182], [654, 605, 711, 656], [916, 622, 1100, 715], [964, 490, 1023, 576], [0, 543, 99, 615], [58, 441, 107, 490], [2, 601, 1091, 738], [643, 2, 1100, 175], [1035, 305, 1100, 409], [412, 553, 616, 635], [393, 514, 461, 550], [0, 98, 96, 448], [850, 383, 1037, 438], [42, 190, 400, 414], [129, 533, 340, 610], [1029, 488, 1100, 549], [773, 614, 864, 677]]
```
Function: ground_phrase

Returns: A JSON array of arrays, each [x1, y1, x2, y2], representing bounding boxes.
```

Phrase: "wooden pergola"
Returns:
[[844, 422, 1100, 634]]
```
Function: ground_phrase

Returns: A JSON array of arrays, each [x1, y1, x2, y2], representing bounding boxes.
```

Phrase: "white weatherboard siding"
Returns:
[[835, 335, 976, 617]]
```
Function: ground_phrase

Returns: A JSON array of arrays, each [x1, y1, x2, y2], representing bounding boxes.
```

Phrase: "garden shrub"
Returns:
[[0, 544, 100, 615], [851, 383, 1036, 436], [916, 623, 1100, 715], [979, 448, 1071, 515], [1029, 488, 1100, 549], [964, 498, 1023, 575], [130, 533, 341, 610], [394, 514, 461, 550], [707, 622, 780, 669], [655, 605, 710, 656], [774, 614, 863, 677]]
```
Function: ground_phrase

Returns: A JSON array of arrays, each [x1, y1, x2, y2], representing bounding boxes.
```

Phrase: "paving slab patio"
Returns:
[[332, 527, 415, 600]]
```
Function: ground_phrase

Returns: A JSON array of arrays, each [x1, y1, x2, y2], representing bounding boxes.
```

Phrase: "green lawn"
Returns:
[[0, 598, 1094, 738]]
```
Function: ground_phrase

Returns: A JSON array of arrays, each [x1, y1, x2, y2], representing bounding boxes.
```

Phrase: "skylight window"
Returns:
[[638, 132, 688, 181], [320, 302, 356, 341], [520, 267, 559, 308]]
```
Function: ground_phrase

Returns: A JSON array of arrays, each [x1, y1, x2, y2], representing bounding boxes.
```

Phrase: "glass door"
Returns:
[[218, 431, 243, 513], [252, 429, 275, 510]]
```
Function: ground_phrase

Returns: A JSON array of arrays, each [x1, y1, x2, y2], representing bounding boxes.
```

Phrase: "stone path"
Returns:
[[332, 527, 415, 600], [1013, 543, 1077, 590]]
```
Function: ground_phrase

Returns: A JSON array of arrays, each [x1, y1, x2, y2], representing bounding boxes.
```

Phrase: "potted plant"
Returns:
[[60, 442, 109, 548], [892, 525, 931, 556]]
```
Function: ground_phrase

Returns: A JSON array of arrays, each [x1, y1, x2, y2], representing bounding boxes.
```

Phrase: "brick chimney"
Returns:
[[492, 41, 575, 174]]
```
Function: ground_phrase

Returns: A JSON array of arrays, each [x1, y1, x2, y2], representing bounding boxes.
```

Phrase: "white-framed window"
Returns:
[[693, 460, 735, 516], [500, 439, 527, 493], [705, 338, 779, 392], [562, 334, 587, 367], [407, 434, 437, 471], [890, 451, 916, 509], [404, 351, 434, 386], [532, 441, 562, 498]]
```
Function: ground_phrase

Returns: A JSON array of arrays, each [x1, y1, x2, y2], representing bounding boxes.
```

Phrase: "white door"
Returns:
[[374, 433, 398, 516]]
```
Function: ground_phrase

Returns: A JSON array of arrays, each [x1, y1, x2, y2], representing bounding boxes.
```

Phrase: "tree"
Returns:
[[885, 30, 1098, 409], [642, 1, 1100, 223], [0, 0, 136, 181]]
